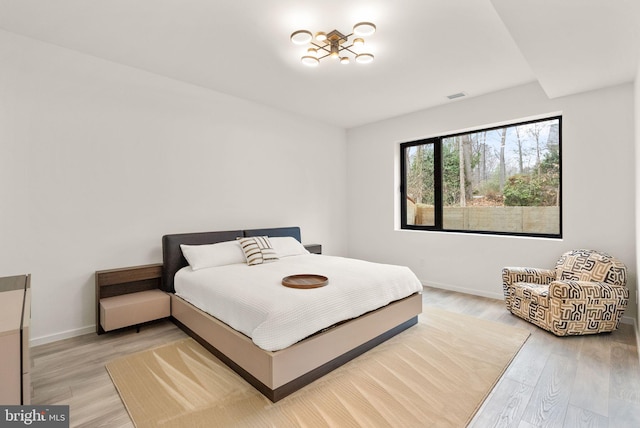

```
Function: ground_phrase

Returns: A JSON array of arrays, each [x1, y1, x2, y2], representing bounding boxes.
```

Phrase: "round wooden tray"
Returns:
[[282, 274, 328, 289]]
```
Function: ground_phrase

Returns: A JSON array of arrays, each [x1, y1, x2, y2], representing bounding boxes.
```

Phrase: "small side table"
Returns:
[[304, 244, 322, 254], [95, 264, 169, 334]]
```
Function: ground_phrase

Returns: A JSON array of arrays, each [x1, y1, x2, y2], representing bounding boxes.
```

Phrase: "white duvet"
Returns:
[[174, 254, 423, 351]]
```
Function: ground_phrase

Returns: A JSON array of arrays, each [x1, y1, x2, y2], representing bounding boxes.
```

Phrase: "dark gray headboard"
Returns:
[[244, 226, 301, 242], [161, 226, 301, 293]]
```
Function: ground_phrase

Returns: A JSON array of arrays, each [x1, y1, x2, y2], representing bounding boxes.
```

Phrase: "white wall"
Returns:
[[347, 81, 637, 323], [0, 30, 348, 344]]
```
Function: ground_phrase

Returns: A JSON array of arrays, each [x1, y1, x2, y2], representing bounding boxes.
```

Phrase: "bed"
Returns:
[[162, 226, 423, 402]]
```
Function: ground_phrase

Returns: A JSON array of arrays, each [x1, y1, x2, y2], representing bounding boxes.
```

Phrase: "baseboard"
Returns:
[[30, 324, 95, 347], [422, 280, 504, 301]]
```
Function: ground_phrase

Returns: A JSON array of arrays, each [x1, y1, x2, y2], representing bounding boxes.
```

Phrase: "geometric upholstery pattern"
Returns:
[[555, 249, 627, 285], [503, 249, 629, 336]]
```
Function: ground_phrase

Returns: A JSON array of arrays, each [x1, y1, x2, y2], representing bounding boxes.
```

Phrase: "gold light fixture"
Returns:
[[290, 22, 376, 67]]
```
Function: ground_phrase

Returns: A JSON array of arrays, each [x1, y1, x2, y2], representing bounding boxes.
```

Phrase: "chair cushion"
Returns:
[[512, 282, 550, 308]]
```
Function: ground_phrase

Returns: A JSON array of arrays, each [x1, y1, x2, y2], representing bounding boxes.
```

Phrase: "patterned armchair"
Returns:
[[502, 249, 629, 336]]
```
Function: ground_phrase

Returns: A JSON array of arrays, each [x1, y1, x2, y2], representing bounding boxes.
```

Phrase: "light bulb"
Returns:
[[330, 43, 339, 58], [301, 56, 319, 67], [353, 38, 365, 49], [353, 22, 376, 36], [315, 32, 327, 42], [355, 53, 374, 64], [340, 57, 350, 64], [291, 30, 312, 45]]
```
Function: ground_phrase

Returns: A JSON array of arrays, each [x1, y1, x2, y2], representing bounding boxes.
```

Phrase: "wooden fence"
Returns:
[[410, 203, 559, 235]]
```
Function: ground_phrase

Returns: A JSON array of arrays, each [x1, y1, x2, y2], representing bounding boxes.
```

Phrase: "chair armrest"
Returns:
[[549, 280, 630, 301], [502, 267, 556, 288]]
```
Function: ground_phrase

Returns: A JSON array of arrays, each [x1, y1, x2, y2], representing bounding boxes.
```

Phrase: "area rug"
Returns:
[[106, 308, 529, 427]]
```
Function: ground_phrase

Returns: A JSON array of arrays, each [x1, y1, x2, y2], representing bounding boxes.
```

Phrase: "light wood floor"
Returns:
[[31, 287, 640, 427]]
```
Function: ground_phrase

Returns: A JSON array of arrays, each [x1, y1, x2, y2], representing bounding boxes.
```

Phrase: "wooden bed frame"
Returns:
[[162, 226, 422, 402]]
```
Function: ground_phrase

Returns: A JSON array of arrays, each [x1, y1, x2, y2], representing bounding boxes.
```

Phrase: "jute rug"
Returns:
[[106, 308, 529, 427]]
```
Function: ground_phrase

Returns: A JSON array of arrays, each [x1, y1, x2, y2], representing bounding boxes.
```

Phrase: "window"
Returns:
[[400, 116, 561, 237]]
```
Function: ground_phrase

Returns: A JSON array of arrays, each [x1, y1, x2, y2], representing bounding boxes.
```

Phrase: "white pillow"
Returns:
[[180, 241, 246, 270], [270, 236, 310, 258]]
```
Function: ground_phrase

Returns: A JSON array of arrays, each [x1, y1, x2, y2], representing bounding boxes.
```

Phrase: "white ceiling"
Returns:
[[1, 0, 639, 128]]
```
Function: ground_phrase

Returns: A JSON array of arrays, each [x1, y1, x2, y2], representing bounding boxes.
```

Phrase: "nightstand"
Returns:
[[304, 244, 322, 254], [95, 263, 169, 334]]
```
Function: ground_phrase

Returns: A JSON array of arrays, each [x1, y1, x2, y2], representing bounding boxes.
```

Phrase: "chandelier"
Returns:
[[290, 22, 376, 66]]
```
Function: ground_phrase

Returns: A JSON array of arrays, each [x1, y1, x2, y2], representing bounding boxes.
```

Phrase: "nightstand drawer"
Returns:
[[100, 289, 170, 332]]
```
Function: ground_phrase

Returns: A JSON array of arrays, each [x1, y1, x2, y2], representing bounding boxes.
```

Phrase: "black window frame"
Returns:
[[400, 116, 562, 238]]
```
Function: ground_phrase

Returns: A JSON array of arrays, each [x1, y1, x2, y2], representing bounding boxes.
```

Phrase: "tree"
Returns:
[[498, 128, 507, 191], [442, 139, 460, 205], [477, 131, 488, 183], [460, 134, 473, 205], [406, 145, 435, 205], [527, 122, 549, 177], [458, 137, 466, 206], [408, 145, 424, 203], [514, 126, 524, 174]]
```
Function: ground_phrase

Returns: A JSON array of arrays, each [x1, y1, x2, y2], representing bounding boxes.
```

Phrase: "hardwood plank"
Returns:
[[468, 377, 534, 428], [503, 332, 552, 388], [512, 353, 575, 426], [563, 405, 607, 428], [609, 397, 640, 427], [569, 334, 611, 416], [609, 341, 640, 403]]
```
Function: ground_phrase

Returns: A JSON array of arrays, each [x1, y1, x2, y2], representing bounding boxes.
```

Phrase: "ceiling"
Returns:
[[1, 0, 639, 128]]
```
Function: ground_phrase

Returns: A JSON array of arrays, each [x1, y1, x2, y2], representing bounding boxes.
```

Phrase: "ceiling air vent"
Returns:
[[446, 92, 467, 100]]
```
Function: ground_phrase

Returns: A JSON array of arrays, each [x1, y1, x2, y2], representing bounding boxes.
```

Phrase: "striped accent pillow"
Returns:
[[238, 236, 279, 266]]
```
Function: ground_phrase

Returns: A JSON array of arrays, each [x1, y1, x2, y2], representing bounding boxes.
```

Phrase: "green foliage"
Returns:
[[503, 173, 558, 206], [540, 149, 560, 176], [504, 149, 560, 206], [406, 145, 435, 205], [441, 142, 460, 205], [503, 175, 538, 206], [476, 176, 503, 203]]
